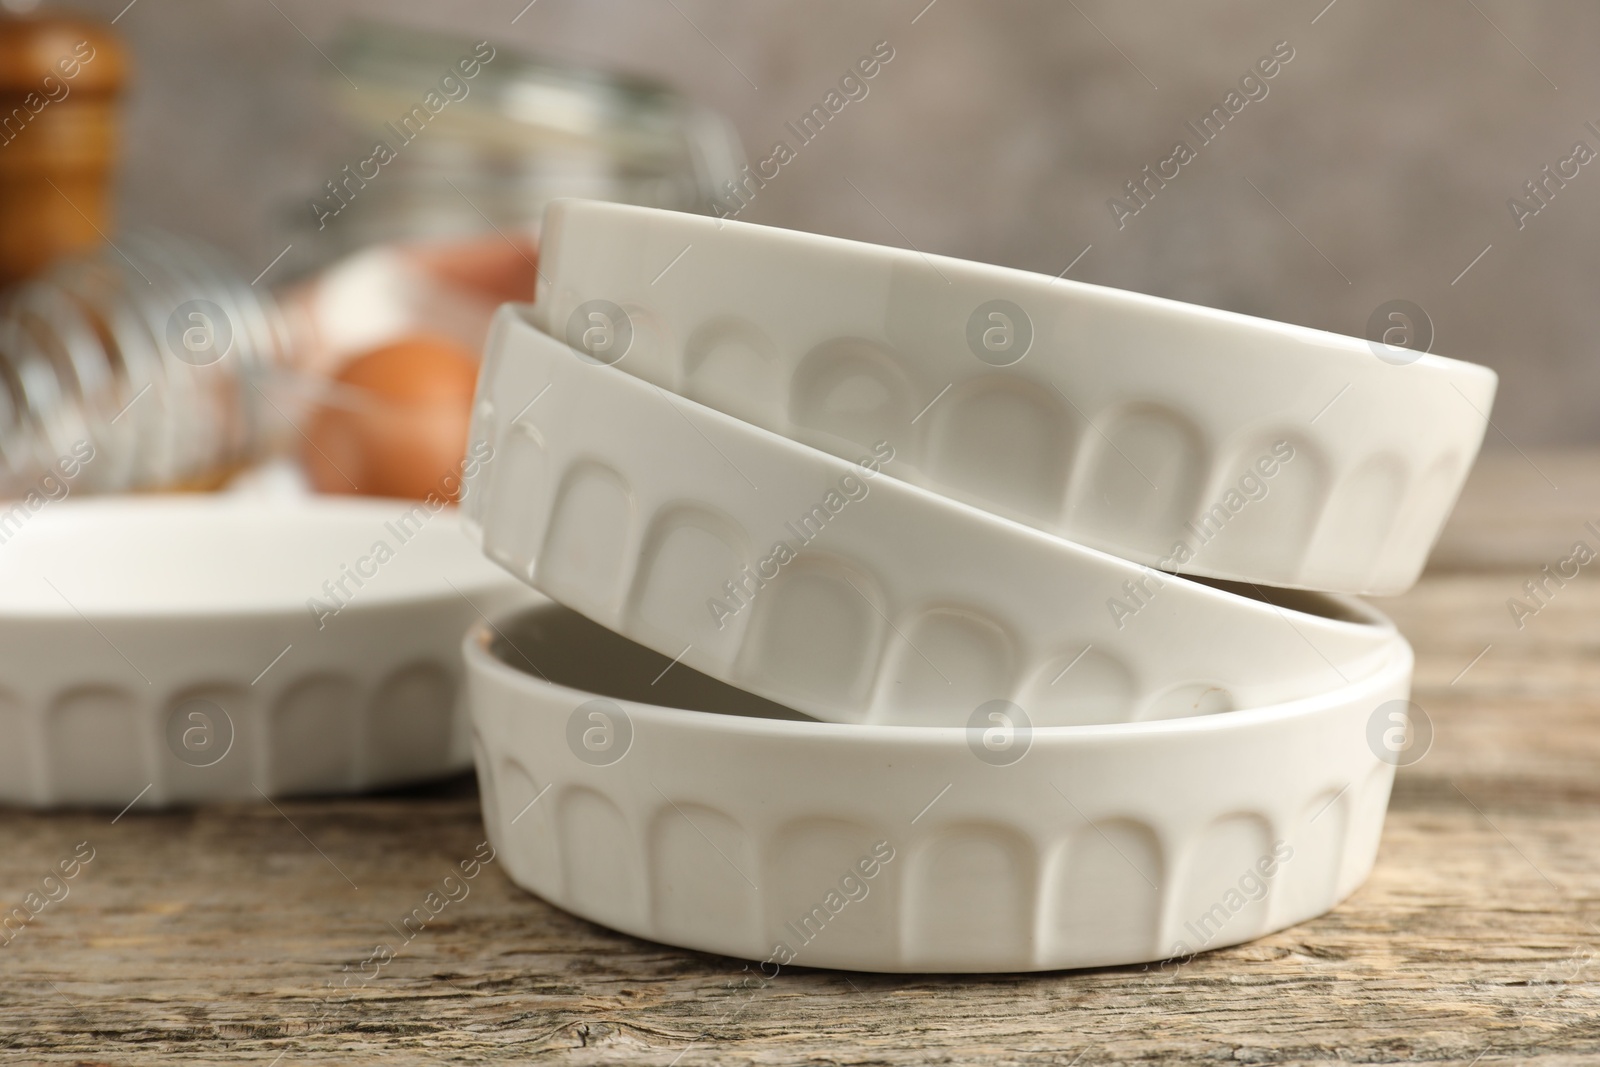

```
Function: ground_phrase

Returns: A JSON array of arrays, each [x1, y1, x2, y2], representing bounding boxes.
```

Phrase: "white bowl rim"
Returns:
[[542, 197, 1499, 385], [0, 494, 511, 620], [465, 604, 1414, 746]]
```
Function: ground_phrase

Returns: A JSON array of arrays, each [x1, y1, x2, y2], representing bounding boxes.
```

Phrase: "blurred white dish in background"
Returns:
[[0, 495, 533, 808], [464, 308, 1396, 727], [533, 198, 1498, 595], [467, 600, 1412, 973], [224, 456, 314, 499]]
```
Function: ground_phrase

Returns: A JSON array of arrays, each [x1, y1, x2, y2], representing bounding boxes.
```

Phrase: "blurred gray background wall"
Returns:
[[33, 0, 1600, 446]]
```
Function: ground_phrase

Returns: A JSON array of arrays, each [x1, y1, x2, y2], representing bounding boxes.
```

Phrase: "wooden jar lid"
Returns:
[[0, 15, 124, 93], [0, 15, 127, 285]]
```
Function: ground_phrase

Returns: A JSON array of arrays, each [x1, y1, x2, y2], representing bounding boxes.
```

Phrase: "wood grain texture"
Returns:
[[1430, 449, 1600, 572], [4, 474, 1599, 1064]]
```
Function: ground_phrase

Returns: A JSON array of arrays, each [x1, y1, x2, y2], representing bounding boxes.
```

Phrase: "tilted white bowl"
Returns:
[[532, 198, 1497, 595], [468, 600, 1412, 973], [463, 307, 1396, 727], [0, 495, 533, 808]]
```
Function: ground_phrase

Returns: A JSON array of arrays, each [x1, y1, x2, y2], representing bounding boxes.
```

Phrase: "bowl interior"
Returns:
[[0, 495, 509, 616], [488, 602, 813, 722], [1185, 577, 1388, 625]]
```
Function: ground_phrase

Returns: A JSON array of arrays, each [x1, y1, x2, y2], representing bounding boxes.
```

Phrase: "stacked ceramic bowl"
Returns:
[[460, 198, 1497, 972]]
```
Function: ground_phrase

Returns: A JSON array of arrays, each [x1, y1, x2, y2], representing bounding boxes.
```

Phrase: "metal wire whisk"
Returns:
[[0, 232, 291, 497]]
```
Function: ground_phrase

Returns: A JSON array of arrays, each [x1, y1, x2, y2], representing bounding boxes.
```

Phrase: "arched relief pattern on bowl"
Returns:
[[1049, 816, 1165, 966], [1065, 401, 1208, 558], [1380, 451, 1466, 589], [613, 302, 673, 387], [1303, 452, 1409, 591], [1164, 812, 1276, 954], [648, 800, 762, 952], [494, 756, 560, 890], [1186, 432, 1331, 583], [788, 337, 920, 467], [902, 822, 1038, 970], [559, 785, 646, 929], [1137, 681, 1235, 723], [1270, 786, 1351, 931], [47, 685, 143, 805], [481, 418, 551, 580], [162, 681, 251, 789], [470, 731, 503, 858], [0, 685, 34, 801], [536, 460, 637, 617], [735, 555, 888, 716], [366, 661, 456, 787], [1018, 647, 1138, 727], [681, 316, 783, 418], [875, 606, 1017, 727], [626, 503, 754, 666], [1340, 762, 1397, 900], [763, 815, 902, 967], [922, 375, 1074, 523], [473, 750, 1393, 970]]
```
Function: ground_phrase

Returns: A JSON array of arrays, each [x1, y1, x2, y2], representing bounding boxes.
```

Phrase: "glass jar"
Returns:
[[304, 21, 745, 258]]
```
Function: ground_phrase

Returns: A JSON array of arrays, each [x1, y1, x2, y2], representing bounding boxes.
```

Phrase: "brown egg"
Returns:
[[303, 335, 480, 502]]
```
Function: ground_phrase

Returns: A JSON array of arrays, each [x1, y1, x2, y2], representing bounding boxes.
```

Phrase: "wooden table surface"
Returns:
[[4, 451, 1598, 1066]]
